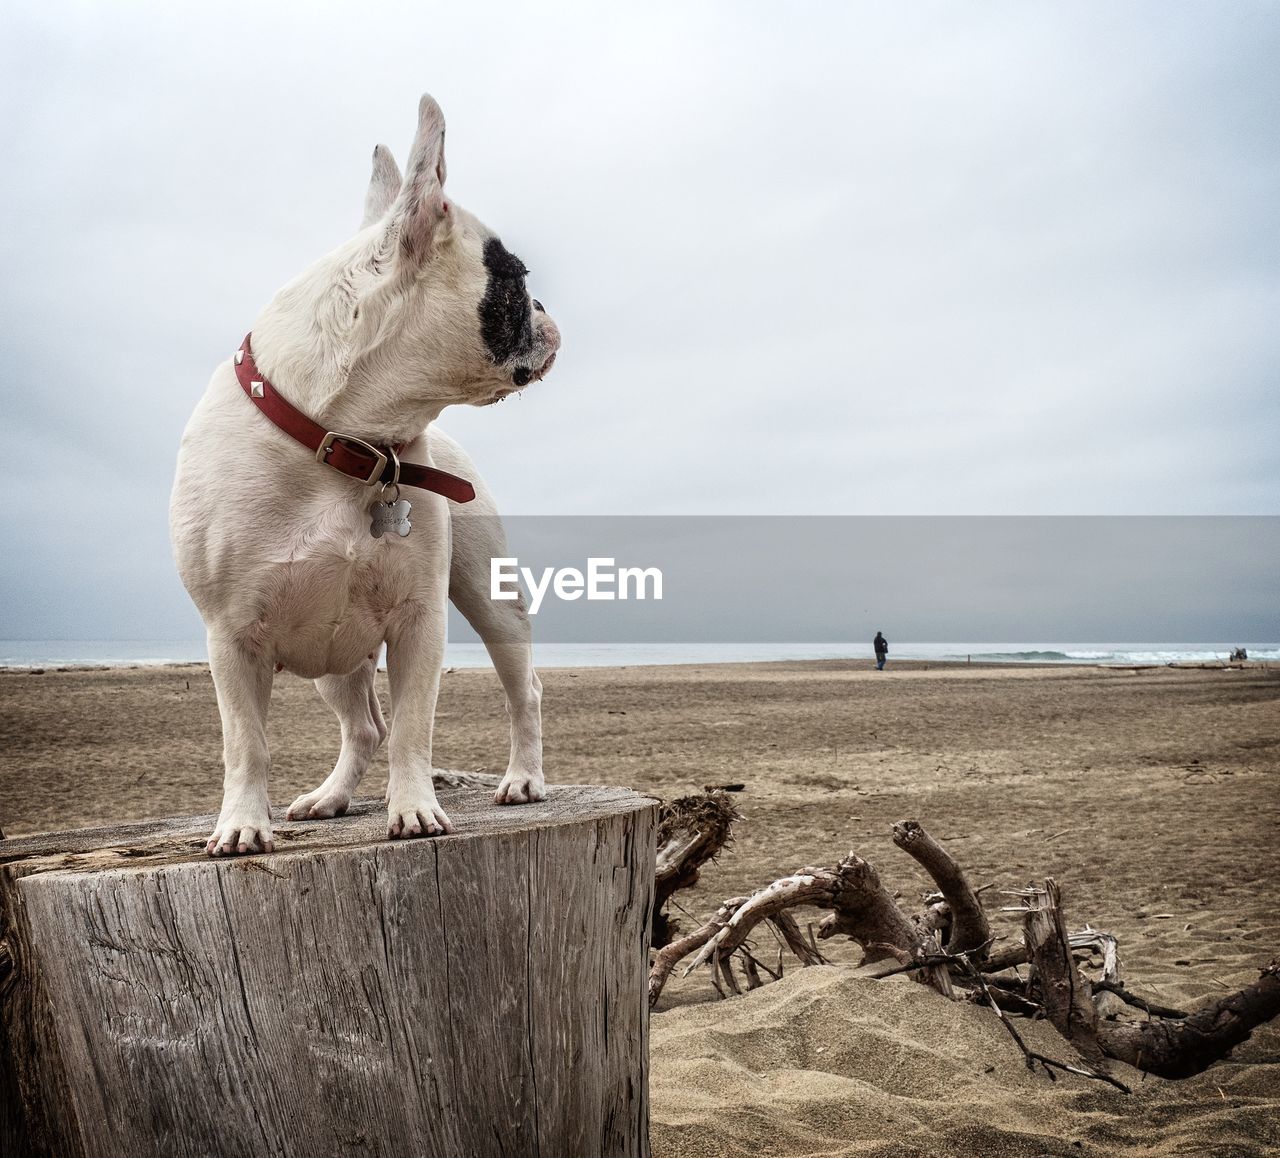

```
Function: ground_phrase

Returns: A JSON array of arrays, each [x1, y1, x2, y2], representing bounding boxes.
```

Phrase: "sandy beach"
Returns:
[[2, 659, 1278, 1155]]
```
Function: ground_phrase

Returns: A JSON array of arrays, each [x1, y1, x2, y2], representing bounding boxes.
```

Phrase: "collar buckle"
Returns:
[[316, 431, 388, 486]]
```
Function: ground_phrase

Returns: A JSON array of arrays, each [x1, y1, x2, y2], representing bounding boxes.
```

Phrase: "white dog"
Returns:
[[170, 95, 559, 856]]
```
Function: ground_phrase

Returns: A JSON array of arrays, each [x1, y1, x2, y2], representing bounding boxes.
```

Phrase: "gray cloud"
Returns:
[[1, 2, 1277, 639]]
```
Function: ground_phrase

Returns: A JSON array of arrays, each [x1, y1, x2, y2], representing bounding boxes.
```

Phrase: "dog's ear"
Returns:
[[389, 94, 449, 264], [362, 144, 402, 229]]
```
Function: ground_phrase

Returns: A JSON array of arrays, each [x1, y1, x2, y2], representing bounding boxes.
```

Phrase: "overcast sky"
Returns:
[[1, 2, 1277, 639]]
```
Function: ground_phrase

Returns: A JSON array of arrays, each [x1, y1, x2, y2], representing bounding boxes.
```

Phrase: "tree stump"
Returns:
[[0, 786, 657, 1158]]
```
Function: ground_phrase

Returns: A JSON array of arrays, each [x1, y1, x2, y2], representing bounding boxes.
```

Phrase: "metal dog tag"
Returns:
[[370, 485, 412, 538]]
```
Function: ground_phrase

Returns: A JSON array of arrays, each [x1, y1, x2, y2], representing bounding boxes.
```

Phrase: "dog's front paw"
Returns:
[[493, 769, 546, 806], [386, 798, 453, 840], [286, 785, 351, 821], [206, 812, 275, 856]]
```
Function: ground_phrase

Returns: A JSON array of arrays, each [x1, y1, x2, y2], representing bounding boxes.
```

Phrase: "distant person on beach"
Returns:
[[874, 631, 889, 671]]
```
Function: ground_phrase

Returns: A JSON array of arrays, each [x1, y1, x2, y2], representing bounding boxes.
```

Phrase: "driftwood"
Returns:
[[649, 818, 1279, 1085], [1, 787, 656, 1158], [652, 791, 738, 947], [1017, 880, 1280, 1080], [655, 852, 953, 1000], [1016, 880, 1106, 1068], [892, 820, 991, 958], [1093, 979, 1188, 1020]]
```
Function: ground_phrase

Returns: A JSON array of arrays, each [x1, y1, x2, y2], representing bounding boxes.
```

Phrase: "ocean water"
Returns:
[[1, 640, 1275, 670]]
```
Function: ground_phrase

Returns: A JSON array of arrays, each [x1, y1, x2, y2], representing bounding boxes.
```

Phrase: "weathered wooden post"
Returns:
[[1, 785, 656, 1158]]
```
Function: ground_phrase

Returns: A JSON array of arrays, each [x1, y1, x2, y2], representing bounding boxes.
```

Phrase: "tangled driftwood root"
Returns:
[[647, 805, 1280, 1086], [653, 791, 739, 947]]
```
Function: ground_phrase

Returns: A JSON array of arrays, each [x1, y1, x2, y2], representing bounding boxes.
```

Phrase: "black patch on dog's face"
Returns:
[[479, 237, 534, 364]]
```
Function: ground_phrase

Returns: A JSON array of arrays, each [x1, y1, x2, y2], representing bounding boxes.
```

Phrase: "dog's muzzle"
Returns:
[[512, 348, 557, 388]]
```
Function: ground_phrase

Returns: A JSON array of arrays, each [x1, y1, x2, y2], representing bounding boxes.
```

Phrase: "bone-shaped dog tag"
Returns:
[[370, 497, 412, 538]]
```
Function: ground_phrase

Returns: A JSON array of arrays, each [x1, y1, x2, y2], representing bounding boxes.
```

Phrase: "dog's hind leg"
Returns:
[[434, 428, 545, 805], [286, 656, 386, 820], [450, 522, 545, 806], [430, 424, 545, 803], [206, 634, 276, 856]]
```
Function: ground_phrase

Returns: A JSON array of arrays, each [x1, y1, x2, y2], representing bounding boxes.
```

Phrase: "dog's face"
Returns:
[[447, 211, 560, 406], [349, 95, 560, 409]]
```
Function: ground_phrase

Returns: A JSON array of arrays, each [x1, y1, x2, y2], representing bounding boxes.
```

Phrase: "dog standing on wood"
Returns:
[[170, 95, 559, 856]]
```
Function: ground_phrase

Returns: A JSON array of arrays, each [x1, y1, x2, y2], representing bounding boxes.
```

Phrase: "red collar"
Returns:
[[233, 334, 476, 503]]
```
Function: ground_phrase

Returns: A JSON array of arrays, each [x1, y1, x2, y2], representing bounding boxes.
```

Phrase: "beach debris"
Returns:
[[653, 791, 740, 947], [1017, 880, 1280, 1080], [892, 819, 991, 958], [649, 818, 1280, 1085]]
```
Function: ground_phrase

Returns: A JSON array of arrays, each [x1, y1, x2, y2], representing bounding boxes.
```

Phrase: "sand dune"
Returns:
[[652, 965, 1279, 1157]]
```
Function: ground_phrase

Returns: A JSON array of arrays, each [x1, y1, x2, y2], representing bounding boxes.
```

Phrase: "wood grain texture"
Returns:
[[0, 785, 656, 1158]]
